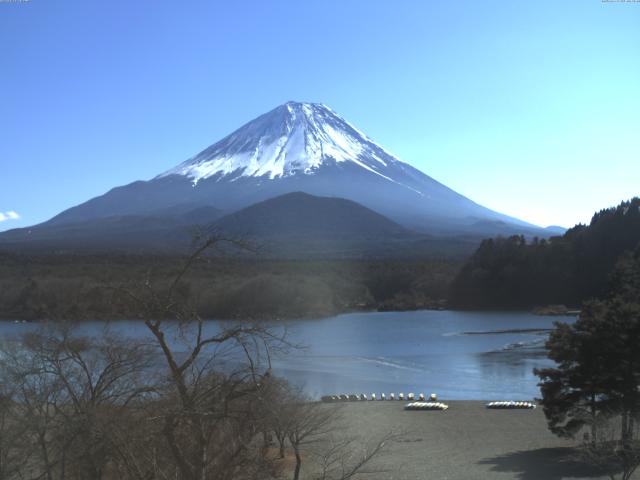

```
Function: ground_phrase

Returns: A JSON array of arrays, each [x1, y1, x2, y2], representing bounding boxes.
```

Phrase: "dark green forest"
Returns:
[[451, 198, 640, 309], [0, 253, 457, 320], [4, 198, 639, 320]]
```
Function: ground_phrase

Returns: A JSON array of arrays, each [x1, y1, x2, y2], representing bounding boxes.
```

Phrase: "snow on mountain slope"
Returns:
[[13, 101, 546, 239], [160, 102, 416, 191]]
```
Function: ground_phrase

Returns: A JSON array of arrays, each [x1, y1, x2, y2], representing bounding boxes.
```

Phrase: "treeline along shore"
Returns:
[[451, 197, 640, 310], [3, 197, 639, 321], [0, 253, 458, 321]]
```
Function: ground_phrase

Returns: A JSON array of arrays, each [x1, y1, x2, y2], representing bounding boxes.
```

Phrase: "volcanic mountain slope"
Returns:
[[216, 192, 410, 238], [41, 102, 542, 232], [0, 206, 224, 253], [214, 192, 419, 258], [0, 192, 480, 257], [0, 101, 552, 254]]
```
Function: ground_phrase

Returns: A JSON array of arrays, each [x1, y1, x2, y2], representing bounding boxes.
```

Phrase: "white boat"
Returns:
[[486, 401, 536, 409], [404, 402, 449, 411]]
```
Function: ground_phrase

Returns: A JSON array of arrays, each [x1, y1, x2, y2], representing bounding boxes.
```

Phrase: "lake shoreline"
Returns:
[[0, 301, 442, 322], [1, 311, 569, 402], [0, 303, 579, 323]]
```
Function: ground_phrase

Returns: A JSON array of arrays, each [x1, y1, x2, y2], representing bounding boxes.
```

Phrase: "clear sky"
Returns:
[[1, 0, 639, 232]]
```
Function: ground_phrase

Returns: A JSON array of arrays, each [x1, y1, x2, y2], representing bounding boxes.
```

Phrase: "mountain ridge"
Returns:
[[0, 101, 557, 254], [0, 192, 481, 258]]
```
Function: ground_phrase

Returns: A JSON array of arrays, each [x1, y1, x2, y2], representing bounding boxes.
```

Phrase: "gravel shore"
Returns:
[[312, 401, 612, 480]]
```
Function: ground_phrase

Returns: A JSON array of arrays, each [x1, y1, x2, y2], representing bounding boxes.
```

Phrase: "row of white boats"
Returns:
[[321, 392, 438, 402], [404, 401, 536, 410], [320, 394, 537, 410]]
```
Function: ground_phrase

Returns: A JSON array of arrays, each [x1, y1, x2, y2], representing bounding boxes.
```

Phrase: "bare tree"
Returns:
[[0, 234, 396, 480], [310, 432, 397, 480], [0, 324, 156, 480], [0, 387, 27, 480], [260, 377, 296, 459], [287, 400, 338, 480], [1, 330, 68, 480], [119, 235, 290, 480], [283, 396, 398, 480]]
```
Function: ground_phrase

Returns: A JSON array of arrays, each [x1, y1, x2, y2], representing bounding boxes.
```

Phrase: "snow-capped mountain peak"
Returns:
[[10, 101, 544, 243], [160, 101, 404, 184]]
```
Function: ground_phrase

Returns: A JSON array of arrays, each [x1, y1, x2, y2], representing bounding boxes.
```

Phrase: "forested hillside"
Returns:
[[451, 198, 640, 309], [0, 253, 458, 320]]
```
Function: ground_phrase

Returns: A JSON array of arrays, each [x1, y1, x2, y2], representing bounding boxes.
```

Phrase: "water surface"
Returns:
[[1, 310, 573, 400], [271, 310, 572, 400]]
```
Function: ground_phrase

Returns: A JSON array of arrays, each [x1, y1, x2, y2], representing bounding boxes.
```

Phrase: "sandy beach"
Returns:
[[307, 401, 615, 480]]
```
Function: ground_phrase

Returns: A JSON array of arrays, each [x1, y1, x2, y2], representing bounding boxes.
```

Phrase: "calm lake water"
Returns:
[[1, 310, 573, 401]]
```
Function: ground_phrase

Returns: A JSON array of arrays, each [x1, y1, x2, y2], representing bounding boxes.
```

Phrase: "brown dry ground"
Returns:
[[299, 401, 627, 480]]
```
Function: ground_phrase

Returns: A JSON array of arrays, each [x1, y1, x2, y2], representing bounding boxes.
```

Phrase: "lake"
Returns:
[[0, 310, 573, 400], [271, 310, 574, 400]]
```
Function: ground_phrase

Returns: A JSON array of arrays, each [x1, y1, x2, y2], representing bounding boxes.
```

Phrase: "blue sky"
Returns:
[[1, 0, 638, 231]]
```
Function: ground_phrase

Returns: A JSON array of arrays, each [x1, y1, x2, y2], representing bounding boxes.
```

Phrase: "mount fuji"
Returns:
[[0, 102, 551, 255]]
